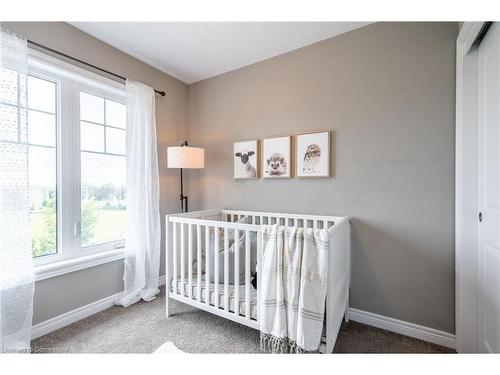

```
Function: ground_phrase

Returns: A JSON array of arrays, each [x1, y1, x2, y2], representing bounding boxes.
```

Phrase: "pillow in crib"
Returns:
[[191, 228, 244, 282], [207, 216, 249, 284]]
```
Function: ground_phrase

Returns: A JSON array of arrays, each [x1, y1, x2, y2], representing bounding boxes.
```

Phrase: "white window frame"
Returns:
[[29, 50, 127, 281]]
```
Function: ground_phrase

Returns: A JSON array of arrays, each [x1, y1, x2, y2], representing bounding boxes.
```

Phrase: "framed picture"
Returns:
[[234, 140, 259, 179], [296, 131, 330, 178], [262, 136, 291, 178]]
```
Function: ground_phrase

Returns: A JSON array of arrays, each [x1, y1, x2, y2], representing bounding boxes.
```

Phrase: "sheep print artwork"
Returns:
[[262, 136, 291, 178], [234, 140, 259, 179], [296, 131, 330, 178]]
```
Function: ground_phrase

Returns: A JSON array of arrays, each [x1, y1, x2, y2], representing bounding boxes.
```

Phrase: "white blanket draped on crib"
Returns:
[[259, 224, 330, 353]]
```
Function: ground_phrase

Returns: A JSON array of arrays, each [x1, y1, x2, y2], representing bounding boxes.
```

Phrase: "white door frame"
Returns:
[[455, 21, 488, 353]]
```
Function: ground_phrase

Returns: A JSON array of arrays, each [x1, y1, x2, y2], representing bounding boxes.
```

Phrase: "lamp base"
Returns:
[[180, 195, 188, 213]]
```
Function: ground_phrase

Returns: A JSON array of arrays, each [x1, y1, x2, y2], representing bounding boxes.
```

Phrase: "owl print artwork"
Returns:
[[302, 144, 321, 172], [296, 131, 330, 178]]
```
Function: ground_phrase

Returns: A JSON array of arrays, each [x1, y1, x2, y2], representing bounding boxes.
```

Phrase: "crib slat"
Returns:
[[180, 223, 185, 296], [313, 220, 318, 229], [197, 224, 202, 303], [172, 222, 177, 294], [224, 227, 229, 312], [214, 226, 220, 309], [245, 230, 251, 319], [256, 230, 262, 320], [205, 226, 210, 306], [323, 220, 328, 230], [188, 224, 193, 299], [234, 228, 240, 316]]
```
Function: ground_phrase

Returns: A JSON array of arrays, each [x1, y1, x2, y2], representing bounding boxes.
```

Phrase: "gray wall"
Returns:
[[2, 22, 189, 324], [187, 22, 457, 333]]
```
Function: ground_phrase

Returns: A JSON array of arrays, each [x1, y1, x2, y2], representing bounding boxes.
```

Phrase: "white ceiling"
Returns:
[[70, 22, 370, 84]]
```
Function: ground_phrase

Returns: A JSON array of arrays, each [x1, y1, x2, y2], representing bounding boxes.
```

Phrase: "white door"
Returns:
[[478, 22, 500, 353]]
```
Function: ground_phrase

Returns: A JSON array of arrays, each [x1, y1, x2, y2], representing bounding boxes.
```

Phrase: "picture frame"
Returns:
[[296, 131, 330, 178], [234, 140, 259, 179], [262, 136, 292, 178]]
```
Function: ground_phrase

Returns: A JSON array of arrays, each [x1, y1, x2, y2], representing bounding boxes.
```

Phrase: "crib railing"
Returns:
[[222, 209, 339, 230], [166, 209, 262, 329]]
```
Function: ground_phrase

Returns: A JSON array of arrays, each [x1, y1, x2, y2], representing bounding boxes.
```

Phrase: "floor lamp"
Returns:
[[167, 141, 205, 213]]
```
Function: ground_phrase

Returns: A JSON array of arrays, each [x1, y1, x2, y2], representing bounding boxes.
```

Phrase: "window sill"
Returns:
[[34, 249, 125, 282]]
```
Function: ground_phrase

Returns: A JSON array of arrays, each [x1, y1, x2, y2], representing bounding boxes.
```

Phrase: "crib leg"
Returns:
[[166, 294, 171, 317]]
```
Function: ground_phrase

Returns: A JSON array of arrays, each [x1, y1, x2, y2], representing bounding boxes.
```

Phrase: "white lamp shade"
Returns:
[[167, 146, 205, 169]]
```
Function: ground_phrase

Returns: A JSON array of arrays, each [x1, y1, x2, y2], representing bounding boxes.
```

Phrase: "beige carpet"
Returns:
[[31, 287, 455, 353]]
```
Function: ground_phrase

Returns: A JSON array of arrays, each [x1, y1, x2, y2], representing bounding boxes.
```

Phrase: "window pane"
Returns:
[[29, 145, 57, 257], [80, 92, 104, 124], [81, 152, 126, 247], [106, 127, 125, 155], [28, 76, 56, 113], [81, 121, 104, 152], [1, 68, 18, 105], [28, 110, 56, 147], [105, 100, 126, 129]]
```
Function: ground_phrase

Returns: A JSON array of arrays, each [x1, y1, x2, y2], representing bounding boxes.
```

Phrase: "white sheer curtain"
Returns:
[[0, 28, 34, 352], [117, 81, 161, 307]]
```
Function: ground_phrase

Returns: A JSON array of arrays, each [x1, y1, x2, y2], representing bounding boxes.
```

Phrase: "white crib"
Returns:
[[165, 209, 350, 353]]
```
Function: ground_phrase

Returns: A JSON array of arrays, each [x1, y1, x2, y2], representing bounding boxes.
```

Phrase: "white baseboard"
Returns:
[[348, 307, 456, 350], [32, 275, 167, 340], [158, 275, 166, 286], [31, 291, 123, 340]]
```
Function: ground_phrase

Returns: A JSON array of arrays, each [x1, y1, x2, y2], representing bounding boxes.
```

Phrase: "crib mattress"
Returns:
[[170, 278, 258, 320]]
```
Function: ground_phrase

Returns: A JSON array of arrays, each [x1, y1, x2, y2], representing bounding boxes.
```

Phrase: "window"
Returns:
[[22, 51, 127, 273], [80, 92, 126, 249], [28, 76, 58, 258], [0, 67, 58, 258]]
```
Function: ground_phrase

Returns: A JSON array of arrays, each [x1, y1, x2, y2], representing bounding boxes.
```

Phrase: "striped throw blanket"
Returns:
[[259, 224, 330, 353]]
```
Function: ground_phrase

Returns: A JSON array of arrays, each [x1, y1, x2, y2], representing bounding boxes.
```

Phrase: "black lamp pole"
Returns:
[[179, 141, 188, 213]]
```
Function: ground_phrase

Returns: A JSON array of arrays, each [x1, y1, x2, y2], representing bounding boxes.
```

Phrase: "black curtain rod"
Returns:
[[28, 40, 166, 97]]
